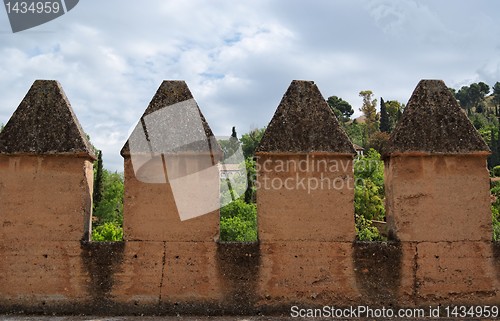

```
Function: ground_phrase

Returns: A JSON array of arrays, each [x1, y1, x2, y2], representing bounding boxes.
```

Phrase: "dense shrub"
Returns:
[[355, 214, 383, 241], [492, 165, 500, 177], [354, 149, 387, 240], [92, 222, 123, 241], [92, 169, 124, 241], [220, 199, 257, 242]]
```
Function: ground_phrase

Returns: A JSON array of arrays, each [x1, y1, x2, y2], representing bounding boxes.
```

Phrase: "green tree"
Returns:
[[488, 127, 500, 169], [470, 112, 490, 130], [93, 170, 124, 226], [457, 82, 490, 115], [397, 103, 404, 122], [456, 85, 472, 113], [493, 82, 500, 117], [0, 123, 4, 132], [244, 157, 257, 204], [344, 121, 367, 147], [93, 150, 104, 209], [385, 100, 403, 130], [220, 127, 263, 206], [478, 81, 490, 96], [366, 131, 390, 154], [219, 127, 243, 203], [476, 102, 486, 114], [490, 181, 500, 240], [379, 98, 390, 133], [354, 149, 386, 241], [359, 90, 379, 137], [327, 96, 354, 123], [219, 126, 242, 164], [240, 127, 266, 159], [355, 214, 384, 241]]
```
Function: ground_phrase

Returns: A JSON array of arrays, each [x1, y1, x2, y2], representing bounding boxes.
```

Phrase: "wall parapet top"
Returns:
[[385, 79, 490, 157], [0, 80, 96, 160]]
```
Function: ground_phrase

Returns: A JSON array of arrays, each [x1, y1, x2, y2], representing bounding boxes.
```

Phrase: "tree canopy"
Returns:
[[327, 95, 354, 123], [379, 98, 390, 133], [359, 90, 378, 137], [456, 82, 490, 114], [493, 82, 500, 109], [240, 127, 266, 159]]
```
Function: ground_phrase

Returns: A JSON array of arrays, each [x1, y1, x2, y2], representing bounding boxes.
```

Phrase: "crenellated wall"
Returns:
[[0, 79, 499, 315]]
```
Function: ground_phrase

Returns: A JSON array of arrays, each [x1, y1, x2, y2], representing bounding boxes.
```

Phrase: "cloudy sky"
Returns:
[[1, 0, 499, 170]]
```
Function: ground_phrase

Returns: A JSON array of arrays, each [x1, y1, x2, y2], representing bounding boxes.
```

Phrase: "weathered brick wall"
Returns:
[[0, 81, 96, 310], [0, 79, 498, 315]]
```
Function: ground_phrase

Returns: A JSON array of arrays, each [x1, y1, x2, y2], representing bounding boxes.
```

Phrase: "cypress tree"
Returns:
[[93, 150, 104, 209], [379, 97, 390, 132]]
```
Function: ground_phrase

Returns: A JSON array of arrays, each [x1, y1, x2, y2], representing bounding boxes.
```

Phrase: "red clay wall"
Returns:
[[385, 154, 492, 242], [0, 155, 93, 308], [122, 156, 219, 242], [256, 153, 356, 242], [1, 79, 500, 315]]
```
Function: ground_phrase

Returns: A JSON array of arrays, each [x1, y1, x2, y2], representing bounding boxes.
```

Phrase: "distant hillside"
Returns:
[[485, 95, 496, 109]]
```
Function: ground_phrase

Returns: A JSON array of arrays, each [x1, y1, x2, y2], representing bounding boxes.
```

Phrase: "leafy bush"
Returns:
[[93, 170, 124, 225], [354, 149, 385, 187], [353, 149, 387, 240], [355, 180, 385, 221], [92, 222, 123, 241], [355, 214, 384, 241], [220, 199, 257, 242], [492, 206, 500, 241], [489, 181, 500, 240], [492, 165, 500, 177], [354, 149, 386, 222], [91, 169, 124, 242]]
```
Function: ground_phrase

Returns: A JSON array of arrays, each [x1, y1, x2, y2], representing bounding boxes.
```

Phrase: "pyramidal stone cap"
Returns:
[[0, 80, 96, 159], [120, 80, 218, 157], [256, 80, 355, 154], [385, 79, 489, 155]]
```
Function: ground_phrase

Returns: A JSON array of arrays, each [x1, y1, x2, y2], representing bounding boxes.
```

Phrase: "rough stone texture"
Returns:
[[256, 154, 356, 242], [257, 241, 360, 309], [0, 241, 88, 306], [121, 80, 219, 157], [109, 242, 164, 305], [352, 241, 403, 306], [415, 241, 499, 305], [0, 155, 94, 242], [1, 240, 500, 314], [216, 242, 261, 313], [0, 80, 95, 159], [256, 80, 355, 154], [385, 155, 492, 242], [385, 79, 489, 155], [80, 242, 125, 313], [161, 242, 223, 303], [392, 242, 418, 306], [122, 157, 219, 241]]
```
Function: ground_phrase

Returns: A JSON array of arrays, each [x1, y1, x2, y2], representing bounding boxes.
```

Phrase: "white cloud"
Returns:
[[0, 0, 500, 170]]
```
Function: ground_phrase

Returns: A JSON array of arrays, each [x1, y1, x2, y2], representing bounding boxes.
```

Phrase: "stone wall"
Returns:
[[0, 79, 498, 315]]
